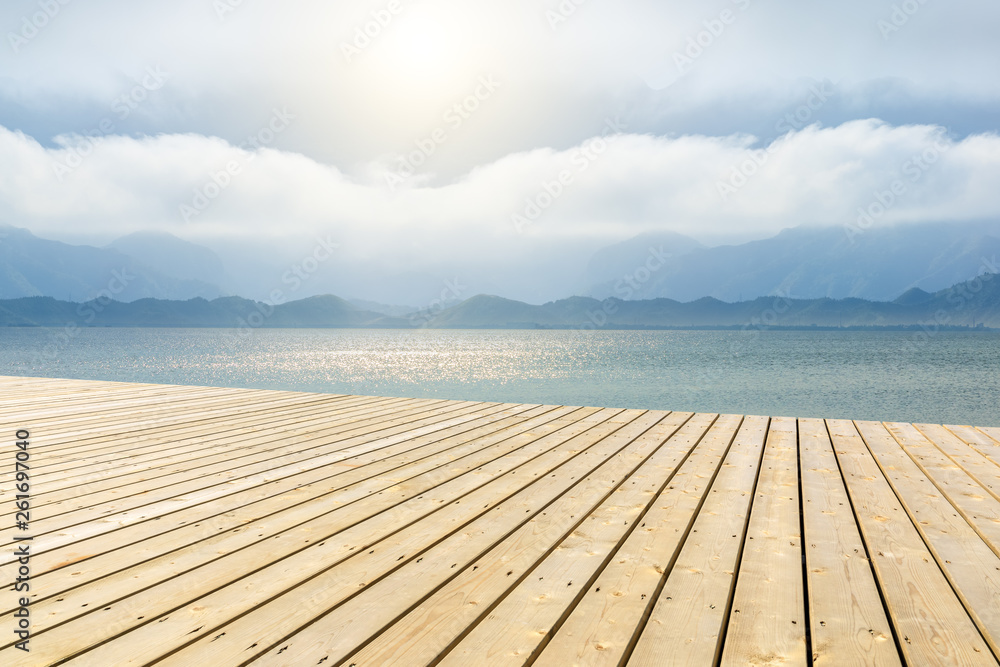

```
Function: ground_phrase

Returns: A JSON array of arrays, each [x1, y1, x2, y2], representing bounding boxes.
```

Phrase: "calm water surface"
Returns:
[[0, 327, 997, 426]]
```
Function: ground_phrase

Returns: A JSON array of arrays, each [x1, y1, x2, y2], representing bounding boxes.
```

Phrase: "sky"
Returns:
[[1, 0, 999, 302]]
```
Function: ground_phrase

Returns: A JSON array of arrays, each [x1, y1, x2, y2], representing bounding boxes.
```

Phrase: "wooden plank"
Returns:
[[612, 416, 769, 667], [0, 407, 624, 664], [374, 414, 736, 665], [1, 385, 267, 434], [0, 391, 357, 464], [718, 417, 807, 667], [925, 424, 1000, 502], [946, 424, 1000, 449], [0, 381, 222, 408], [5, 396, 459, 508], [160, 412, 703, 666], [341, 412, 705, 667], [829, 419, 997, 665], [0, 401, 480, 557], [798, 418, 900, 666], [0, 405, 561, 596], [2, 395, 429, 495], [0, 392, 392, 477], [0, 408, 580, 594], [0, 398, 491, 548], [857, 421, 1000, 655], [0, 386, 225, 417], [10, 398, 398, 493], [17, 393, 410, 461], [895, 423, 1000, 554], [18, 387, 342, 437], [0, 376, 998, 665], [31, 408, 642, 666], [0, 403, 552, 597], [13, 392, 375, 469], [945, 425, 1000, 469], [504, 412, 736, 667]]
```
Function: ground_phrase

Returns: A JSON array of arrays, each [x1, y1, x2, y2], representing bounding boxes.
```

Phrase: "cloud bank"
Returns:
[[2, 119, 998, 269]]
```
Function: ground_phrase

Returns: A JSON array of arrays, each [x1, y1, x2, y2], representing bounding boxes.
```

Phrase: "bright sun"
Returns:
[[389, 16, 452, 73], [365, 13, 471, 93]]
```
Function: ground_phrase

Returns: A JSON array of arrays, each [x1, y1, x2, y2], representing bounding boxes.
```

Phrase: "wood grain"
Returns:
[[0, 376, 998, 666]]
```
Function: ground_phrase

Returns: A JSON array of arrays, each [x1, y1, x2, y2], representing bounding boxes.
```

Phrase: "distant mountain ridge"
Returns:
[[108, 231, 229, 289], [2, 271, 998, 329], [584, 222, 1000, 302], [2, 221, 998, 306], [0, 294, 402, 328], [0, 225, 225, 301]]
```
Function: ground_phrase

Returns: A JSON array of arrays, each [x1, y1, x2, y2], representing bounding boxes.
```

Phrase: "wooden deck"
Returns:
[[1, 376, 999, 666]]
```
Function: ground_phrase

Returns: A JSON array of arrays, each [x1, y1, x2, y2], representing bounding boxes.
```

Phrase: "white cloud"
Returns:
[[3, 119, 999, 251], [2, 0, 998, 175], [1, 1, 997, 304]]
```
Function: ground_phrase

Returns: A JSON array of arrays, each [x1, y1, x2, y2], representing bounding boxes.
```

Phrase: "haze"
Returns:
[[1, 0, 998, 303]]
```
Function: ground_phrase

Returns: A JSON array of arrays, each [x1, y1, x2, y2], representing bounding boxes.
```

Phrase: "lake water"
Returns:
[[1, 327, 997, 426]]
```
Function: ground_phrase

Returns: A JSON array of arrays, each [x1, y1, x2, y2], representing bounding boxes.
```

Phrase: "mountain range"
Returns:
[[1, 221, 998, 308], [583, 223, 1000, 302], [0, 226, 224, 302], [2, 270, 998, 330]]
